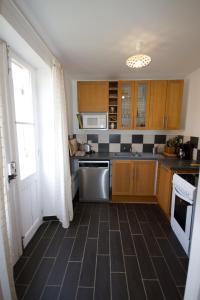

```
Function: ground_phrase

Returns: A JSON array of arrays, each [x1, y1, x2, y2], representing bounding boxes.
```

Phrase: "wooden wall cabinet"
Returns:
[[77, 81, 108, 112], [112, 160, 156, 197], [156, 163, 173, 218], [149, 80, 183, 130], [77, 79, 183, 130]]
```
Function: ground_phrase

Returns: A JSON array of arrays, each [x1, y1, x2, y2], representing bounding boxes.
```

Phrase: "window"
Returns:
[[11, 60, 36, 180]]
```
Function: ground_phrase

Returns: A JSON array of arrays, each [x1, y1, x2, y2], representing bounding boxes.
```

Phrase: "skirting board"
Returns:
[[112, 195, 157, 203]]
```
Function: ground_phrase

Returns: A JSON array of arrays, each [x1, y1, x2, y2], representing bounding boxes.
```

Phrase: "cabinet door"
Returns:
[[118, 81, 134, 129], [149, 80, 167, 129], [134, 161, 156, 195], [134, 81, 150, 129], [78, 81, 108, 112], [112, 160, 133, 195], [165, 80, 183, 129], [157, 164, 173, 218]]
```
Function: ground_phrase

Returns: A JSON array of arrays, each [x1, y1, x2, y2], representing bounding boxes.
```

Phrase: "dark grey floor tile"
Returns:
[[124, 256, 146, 300], [117, 204, 127, 222], [149, 221, 166, 238], [98, 222, 109, 255], [15, 285, 28, 300], [160, 222, 187, 257], [48, 238, 74, 285], [127, 209, 141, 234], [17, 238, 51, 284], [80, 238, 97, 286], [14, 256, 28, 279], [59, 262, 81, 300], [41, 286, 60, 300], [23, 258, 54, 300], [80, 205, 91, 225], [140, 222, 162, 256], [88, 206, 99, 238], [110, 231, 124, 272], [65, 207, 84, 237], [157, 238, 186, 285], [133, 235, 156, 279], [178, 286, 185, 298], [152, 205, 168, 223], [179, 257, 189, 272], [109, 206, 119, 230], [120, 222, 135, 255], [153, 257, 181, 300], [144, 280, 164, 300], [95, 255, 110, 300], [111, 273, 128, 300], [22, 222, 49, 256], [77, 288, 93, 300], [134, 205, 147, 222], [45, 224, 66, 257], [100, 204, 109, 221], [70, 226, 88, 261], [43, 221, 60, 239]]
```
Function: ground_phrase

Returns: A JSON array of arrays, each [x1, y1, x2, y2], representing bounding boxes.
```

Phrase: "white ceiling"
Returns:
[[13, 0, 200, 79]]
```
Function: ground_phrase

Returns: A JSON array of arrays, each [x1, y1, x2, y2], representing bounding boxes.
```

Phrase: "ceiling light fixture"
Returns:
[[126, 54, 151, 69]]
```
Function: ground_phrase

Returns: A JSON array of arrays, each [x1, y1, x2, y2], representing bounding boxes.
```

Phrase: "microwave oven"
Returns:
[[81, 113, 108, 129]]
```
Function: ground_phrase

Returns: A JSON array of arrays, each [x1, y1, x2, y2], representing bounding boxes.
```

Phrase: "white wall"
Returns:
[[183, 67, 200, 137]]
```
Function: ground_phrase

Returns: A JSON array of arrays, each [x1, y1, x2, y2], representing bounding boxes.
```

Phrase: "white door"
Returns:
[[10, 57, 42, 248]]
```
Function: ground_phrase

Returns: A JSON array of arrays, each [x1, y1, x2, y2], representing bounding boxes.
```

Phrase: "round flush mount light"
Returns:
[[126, 54, 151, 69]]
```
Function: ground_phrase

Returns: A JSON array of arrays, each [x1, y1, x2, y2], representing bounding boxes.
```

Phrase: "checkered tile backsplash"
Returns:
[[69, 134, 200, 161]]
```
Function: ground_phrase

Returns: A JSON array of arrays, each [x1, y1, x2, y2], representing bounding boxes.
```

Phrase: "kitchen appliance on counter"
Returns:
[[178, 141, 194, 160], [78, 160, 110, 202], [171, 172, 199, 255], [81, 112, 108, 129]]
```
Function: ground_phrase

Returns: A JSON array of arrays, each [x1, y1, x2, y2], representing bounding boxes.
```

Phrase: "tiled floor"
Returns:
[[14, 203, 188, 300]]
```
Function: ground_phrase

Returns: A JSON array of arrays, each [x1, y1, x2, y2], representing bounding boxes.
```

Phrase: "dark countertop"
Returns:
[[70, 152, 200, 171]]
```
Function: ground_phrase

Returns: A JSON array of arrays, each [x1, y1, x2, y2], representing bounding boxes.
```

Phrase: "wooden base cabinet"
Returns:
[[156, 164, 173, 219], [112, 160, 156, 201]]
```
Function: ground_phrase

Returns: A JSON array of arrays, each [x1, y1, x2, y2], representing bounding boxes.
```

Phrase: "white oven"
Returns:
[[81, 113, 108, 129], [171, 173, 198, 255]]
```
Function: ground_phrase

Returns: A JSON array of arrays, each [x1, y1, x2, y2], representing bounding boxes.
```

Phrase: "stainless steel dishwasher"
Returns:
[[78, 161, 110, 202]]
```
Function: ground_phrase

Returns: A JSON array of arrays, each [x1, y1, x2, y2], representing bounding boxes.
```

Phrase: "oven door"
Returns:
[[171, 186, 193, 254]]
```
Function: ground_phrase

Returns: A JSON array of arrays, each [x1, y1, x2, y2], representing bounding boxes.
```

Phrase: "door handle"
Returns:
[[8, 161, 17, 183]]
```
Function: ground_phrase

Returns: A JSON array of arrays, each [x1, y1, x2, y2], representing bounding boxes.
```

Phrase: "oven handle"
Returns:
[[173, 187, 193, 205]]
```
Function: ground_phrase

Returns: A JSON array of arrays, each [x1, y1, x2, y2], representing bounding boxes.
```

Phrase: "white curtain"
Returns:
[[52, 60, 73, 228], [0, 41, 17, 299]]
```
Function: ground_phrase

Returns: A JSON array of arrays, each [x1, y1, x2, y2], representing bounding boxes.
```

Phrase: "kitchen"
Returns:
[[0, 1, 200, 300]]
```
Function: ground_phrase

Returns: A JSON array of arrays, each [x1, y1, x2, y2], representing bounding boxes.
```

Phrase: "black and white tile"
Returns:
[[71, 133, 200, 160]]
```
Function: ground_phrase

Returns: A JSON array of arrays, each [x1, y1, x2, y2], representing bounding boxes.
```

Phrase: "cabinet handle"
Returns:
[[163, 116, 165, 129], [166, 116, 168, 129]]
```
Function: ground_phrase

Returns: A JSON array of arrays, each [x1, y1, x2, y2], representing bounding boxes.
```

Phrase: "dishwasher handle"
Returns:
[[78, 161, 109, 169]]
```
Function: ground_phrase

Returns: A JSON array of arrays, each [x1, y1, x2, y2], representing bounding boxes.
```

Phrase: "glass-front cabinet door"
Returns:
[[118, 81, 134, 129], [134, 81, 150, 129]]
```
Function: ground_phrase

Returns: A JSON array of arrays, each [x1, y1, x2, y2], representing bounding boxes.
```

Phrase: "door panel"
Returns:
[[78, 81, 108, 112], [134, 81, 150, 129], [118, 81, 134, 129], [11, 58, 41, 248], [134, 161, 156, 195], [112, 160, 133, 195], [165, 80, 183, 129], [149, 80, 167, 129]]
